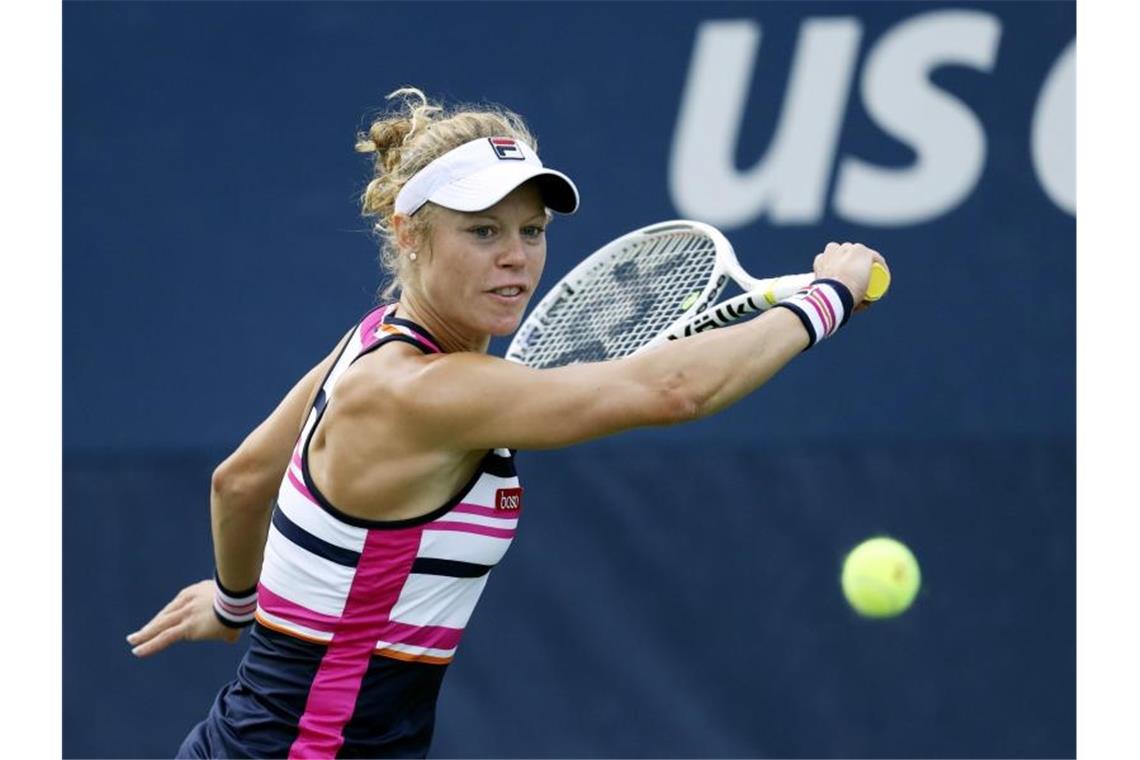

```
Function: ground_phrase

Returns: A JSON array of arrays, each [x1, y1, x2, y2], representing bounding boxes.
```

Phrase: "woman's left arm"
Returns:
[[127, 330, 351, 656]]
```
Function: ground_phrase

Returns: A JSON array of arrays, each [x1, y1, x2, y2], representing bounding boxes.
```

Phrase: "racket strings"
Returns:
[[520, 232, 720, 368]]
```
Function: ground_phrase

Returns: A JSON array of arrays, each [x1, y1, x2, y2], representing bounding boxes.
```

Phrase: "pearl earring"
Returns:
[[409, 252, 418, 261]]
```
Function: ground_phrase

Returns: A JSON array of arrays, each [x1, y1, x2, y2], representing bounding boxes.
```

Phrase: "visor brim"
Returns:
[[428, 163, 579, 215]]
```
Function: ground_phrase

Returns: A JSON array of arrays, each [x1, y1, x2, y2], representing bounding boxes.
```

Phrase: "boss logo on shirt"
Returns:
[[495, 487, 523, 511]]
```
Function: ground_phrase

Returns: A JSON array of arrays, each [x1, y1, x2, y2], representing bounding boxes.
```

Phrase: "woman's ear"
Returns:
[[391, 213, 417, 252]]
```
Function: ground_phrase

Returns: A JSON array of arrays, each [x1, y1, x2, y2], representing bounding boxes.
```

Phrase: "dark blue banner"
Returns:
[[65, 0, 1074, 450]]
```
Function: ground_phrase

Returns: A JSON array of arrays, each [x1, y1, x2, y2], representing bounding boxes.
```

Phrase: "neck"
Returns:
[[395, 292, 491, 354]]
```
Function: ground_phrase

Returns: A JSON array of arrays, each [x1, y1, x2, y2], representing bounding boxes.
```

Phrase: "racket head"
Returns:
[[506, 220, 735, 368]]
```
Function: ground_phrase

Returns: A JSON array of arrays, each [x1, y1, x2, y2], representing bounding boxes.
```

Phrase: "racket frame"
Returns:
[[506, 219, 814, 366]]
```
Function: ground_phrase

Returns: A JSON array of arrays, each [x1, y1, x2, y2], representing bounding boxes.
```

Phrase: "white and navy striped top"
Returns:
[[204, 304, 523, 759]]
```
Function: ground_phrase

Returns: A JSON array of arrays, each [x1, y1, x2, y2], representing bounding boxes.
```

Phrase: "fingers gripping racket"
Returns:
[[506, 219, 888, 369]]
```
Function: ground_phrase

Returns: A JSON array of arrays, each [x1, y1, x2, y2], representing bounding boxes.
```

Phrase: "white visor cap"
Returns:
[[394, 136, 579, 217]]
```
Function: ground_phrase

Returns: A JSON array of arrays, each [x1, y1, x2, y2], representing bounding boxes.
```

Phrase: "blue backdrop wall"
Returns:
[[63, 2, 1074, 757]]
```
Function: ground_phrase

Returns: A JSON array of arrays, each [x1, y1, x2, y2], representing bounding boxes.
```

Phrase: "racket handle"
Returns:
[[746, 262, 891, 306]]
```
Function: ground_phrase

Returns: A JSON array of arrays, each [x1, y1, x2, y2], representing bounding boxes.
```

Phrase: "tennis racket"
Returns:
[[506, 219, 888, 369]]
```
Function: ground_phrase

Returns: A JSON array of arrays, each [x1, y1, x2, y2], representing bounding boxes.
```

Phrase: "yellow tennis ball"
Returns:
[[841, 536, 921, 618]]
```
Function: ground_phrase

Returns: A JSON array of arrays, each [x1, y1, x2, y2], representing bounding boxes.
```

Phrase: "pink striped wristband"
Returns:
[[213, 572, 258, 629], [773, 279, 854, 349]]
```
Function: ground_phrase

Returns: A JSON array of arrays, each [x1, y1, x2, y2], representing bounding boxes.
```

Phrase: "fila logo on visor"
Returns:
[[489, 138, 525, 160]]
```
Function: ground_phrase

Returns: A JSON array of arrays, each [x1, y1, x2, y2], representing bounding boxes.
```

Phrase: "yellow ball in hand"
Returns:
[[841, 536, 921, 618]]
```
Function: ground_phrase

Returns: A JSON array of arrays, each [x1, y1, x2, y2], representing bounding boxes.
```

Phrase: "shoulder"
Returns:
[[345, 348, 533, 439], [334, 341, 428, 410], [333, 342, 507, 414]]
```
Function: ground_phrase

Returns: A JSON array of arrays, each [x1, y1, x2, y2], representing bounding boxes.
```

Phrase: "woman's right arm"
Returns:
[[373, 243, 886, 452]]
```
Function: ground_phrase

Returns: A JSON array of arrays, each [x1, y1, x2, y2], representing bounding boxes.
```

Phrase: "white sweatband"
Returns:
[[773, 279, 854, 349], [213, 572, 258, 629]]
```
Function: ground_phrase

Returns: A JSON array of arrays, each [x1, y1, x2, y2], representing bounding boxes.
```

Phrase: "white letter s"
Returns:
[[834, 10, 1002, 226]]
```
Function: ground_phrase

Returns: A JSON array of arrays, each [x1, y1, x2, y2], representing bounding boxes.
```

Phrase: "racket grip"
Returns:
[[761, 263, 890, 304], [865, 262, 891, 302]]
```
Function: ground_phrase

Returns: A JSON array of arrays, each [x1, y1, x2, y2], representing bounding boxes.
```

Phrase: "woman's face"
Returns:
[[410, 182, 549, 343]]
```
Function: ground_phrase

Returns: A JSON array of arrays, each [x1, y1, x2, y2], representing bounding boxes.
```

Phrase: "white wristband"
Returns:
[[213, 572, 258, 629], [772, 279, 854, 348]]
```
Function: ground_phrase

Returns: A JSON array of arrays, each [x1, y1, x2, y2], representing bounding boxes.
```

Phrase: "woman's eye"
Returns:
[[522, 226, 545, 239], [470, 226, 495, 239]]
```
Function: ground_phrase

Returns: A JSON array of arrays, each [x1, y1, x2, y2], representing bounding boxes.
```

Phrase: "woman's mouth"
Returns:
[[488, 285, 526, 300]]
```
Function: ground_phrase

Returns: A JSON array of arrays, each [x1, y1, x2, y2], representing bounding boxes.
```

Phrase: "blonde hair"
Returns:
[[355, 87, 539, 300]]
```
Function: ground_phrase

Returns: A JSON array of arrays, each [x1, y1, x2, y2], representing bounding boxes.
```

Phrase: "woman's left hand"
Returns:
[[126, 579, 242, 657]]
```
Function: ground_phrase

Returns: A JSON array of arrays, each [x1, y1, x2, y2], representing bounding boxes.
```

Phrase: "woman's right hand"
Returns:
[[812, 241, 889, 306], [126, 579, 242, 657]]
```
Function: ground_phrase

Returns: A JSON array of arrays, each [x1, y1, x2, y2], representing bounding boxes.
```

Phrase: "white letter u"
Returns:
[[669, 18, 862, 229]]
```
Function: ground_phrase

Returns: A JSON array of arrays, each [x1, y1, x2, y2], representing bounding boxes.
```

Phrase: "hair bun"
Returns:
[[355, 87, 537, 301], [355, 87, 440, 172], [356, 119, 414, 174]]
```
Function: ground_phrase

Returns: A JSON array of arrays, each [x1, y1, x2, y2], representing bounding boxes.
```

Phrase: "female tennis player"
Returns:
[[127, 87, 888, 758]]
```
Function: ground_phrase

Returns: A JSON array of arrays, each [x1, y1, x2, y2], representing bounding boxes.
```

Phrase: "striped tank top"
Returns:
[[199, 304, 523, 758]]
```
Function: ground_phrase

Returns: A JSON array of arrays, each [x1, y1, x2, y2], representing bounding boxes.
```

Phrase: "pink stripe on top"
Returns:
[[288, 527, 424, 760], [375, 619, 464, 651], [287, 469, 319, 506], [258, 583, 341, 633], [451, 502, 519, 521], [427, 521, 516, 540]]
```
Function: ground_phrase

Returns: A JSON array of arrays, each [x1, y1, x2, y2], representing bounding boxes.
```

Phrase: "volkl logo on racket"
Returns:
[[674, 292, 773, 338]]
